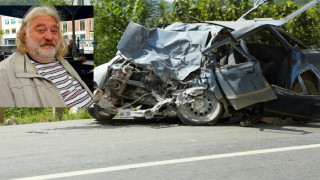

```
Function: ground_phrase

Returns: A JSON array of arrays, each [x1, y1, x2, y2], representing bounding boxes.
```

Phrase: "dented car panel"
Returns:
[[91, 1, 320, 125], [94, 55, 122, 88], [216, 62, 277, 110], [117, 22, 218, 81], [290, 51, 320, 91], [264, 86, 320, 121]]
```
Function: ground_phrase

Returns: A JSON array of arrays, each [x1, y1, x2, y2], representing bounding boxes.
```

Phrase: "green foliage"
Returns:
[[62, 108, 92, 120], [275, 0, 310, 5], [171, 0, 252, 22], [94, 0, 128, 66], [284, 4, 320, 47], [94, 0, 320, 66], [39, 0, 71, 5], [4, 108, 53, 124], [171, 0, 320, 47], [3, 108, 91, 124], [94, 0, 171, 66]]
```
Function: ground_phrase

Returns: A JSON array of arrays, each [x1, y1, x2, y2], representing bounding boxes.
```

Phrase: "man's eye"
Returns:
[[51, 30, 57, 34], [37, 29, 45, 32]]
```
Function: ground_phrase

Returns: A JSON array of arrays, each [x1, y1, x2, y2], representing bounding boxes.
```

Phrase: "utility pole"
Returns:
[[0, 108, 4, 124], [53, 108, 63, 120]]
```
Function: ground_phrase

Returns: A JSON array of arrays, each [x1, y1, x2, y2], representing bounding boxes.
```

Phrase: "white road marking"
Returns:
[[12, 143, 320, 180]]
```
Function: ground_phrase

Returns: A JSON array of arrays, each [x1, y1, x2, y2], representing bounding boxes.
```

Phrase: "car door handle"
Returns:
[[244, 68, 254, 74]]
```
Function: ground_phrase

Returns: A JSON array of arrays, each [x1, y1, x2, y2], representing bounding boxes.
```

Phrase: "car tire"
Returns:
[[87, 108, 115, 123], [177, 90, 222, 126]]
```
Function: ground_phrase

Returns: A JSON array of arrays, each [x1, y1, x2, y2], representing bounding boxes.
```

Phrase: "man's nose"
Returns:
[[44, 30, 53, 40]]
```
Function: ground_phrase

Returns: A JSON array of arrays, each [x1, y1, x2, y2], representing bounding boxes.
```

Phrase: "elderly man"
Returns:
[[0, 6, 93, 107]]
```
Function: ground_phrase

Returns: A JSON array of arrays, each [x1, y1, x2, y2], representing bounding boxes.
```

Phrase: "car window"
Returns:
[[244, 28, 282, 46], [243, 27, 288, 86], [276, 28, 308, 50], [243, 27, 286, 62]]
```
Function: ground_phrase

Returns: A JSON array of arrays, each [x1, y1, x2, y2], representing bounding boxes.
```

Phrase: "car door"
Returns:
[[215, 42, 277, 110], [216, 62, 276, 110]]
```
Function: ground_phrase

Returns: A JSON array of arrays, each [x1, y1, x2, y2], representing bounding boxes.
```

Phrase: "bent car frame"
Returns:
[[91, 0, 320, 125]]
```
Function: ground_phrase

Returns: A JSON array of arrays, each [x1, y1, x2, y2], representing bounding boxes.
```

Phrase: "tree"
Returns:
[[39, 0, 70, 5], [0, 30, 4, 46], [170, 0, 320, 47], [94, 0, 171, 66], [284, 4, 320, 47]]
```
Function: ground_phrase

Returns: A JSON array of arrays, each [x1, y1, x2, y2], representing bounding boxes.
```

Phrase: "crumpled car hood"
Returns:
[[116, 22, 223, 80]]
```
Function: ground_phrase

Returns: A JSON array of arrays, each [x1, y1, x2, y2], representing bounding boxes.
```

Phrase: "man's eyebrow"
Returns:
[[35, 24, 58, 28]]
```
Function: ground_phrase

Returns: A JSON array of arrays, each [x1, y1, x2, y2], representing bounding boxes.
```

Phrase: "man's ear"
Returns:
[[22, 30, 26, 40]]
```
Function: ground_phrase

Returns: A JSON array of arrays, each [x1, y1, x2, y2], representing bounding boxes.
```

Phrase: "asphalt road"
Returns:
[[1, 118, 320, 180]]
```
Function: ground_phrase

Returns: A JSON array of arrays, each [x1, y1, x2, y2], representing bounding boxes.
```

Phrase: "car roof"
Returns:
[[205, 19, 280, 31], [205, 19, 279, 38]]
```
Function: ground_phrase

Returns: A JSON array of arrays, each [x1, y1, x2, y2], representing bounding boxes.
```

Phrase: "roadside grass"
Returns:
[[2, 108, 92, 125]]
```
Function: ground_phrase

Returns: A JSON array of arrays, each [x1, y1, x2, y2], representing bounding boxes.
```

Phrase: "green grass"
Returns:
[[1, 108, 92, 124]]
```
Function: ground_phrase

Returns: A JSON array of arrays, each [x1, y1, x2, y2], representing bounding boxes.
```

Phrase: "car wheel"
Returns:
[[292, 78, 318, 95], [87, 108, 115, 123], [177, 90, 222, 126]]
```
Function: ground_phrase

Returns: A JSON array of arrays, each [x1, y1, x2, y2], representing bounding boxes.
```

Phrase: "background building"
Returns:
[[0, 15, 94, 54], [62, 18, 94, 54], [1, 15, 22, 46]]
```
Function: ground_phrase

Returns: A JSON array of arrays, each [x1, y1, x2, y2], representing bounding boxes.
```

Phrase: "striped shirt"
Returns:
[[30, 59, 93, 108]]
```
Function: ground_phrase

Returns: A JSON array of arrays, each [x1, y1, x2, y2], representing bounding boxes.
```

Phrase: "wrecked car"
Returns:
[[90, 0, 320, 125]]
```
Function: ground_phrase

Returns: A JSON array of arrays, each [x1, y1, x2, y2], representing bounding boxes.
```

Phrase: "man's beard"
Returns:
[[25, 35, 60, 61]]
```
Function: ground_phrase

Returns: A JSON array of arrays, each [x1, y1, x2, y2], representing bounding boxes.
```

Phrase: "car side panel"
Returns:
[[264, 86, 320, 120]]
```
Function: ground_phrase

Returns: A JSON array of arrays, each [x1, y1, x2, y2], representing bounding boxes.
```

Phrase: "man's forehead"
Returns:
[[30, 15, 58, 27]]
